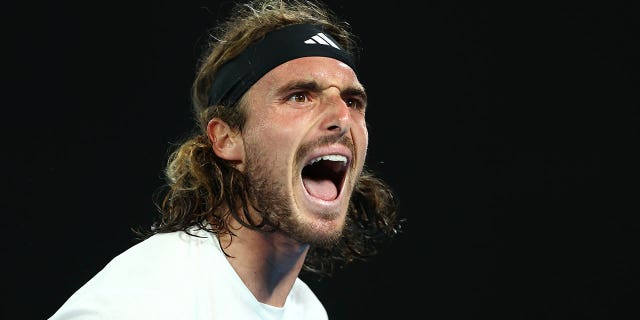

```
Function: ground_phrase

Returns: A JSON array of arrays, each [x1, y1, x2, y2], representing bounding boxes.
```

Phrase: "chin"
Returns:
[[291, 213, 346, 246]]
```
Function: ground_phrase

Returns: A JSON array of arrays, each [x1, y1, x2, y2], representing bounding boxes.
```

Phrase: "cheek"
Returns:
[[246, 114, 299, 150], [358, 118, 369, 144], [354, 120, 369, 160], [363, 130, 369, 153]]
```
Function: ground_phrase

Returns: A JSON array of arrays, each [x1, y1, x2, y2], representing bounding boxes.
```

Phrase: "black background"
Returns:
[[4, 1, 639, 319]]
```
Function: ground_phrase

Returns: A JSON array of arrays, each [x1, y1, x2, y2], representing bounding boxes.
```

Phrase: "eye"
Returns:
[[288, 92, 309, 103], [345, 97, 366, 111]]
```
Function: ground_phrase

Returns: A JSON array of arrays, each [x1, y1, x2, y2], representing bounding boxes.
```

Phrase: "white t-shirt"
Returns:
[[49, 228, 328, 320]]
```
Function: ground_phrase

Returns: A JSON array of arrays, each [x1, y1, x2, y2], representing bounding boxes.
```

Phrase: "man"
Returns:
[[49, 0, 401, 318]]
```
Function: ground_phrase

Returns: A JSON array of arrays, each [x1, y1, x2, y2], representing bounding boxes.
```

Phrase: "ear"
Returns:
[[206, 118, 244, 162]]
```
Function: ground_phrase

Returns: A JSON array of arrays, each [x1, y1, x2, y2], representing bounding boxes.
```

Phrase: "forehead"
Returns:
[[256, 56, 362, 89]]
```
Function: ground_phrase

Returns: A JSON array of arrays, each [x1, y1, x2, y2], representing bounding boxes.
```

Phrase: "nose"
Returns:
[[321, 89, 351, 135]]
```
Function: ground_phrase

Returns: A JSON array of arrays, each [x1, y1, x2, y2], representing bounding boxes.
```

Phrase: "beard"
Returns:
[[242, 139, 347, 248]]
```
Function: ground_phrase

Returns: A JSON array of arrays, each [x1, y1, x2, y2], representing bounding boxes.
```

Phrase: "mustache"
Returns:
[[296, 134, 355, 163]]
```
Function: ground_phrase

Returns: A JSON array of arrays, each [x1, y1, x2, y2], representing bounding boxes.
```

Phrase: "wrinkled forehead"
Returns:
[[256, 56, 362, 91]]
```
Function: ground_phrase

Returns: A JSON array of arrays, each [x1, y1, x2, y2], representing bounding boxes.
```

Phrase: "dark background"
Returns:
[[4, 1, 639, 319]]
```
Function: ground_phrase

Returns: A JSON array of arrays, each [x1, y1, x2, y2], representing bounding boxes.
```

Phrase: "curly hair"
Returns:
[[141, 0, 402, 277]]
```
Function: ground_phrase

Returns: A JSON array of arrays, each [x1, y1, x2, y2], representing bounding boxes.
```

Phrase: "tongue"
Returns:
[[303, 178, 337, 201]]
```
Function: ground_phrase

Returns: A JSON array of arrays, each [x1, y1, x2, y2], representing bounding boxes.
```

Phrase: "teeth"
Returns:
[[309, 154, 347, 166]]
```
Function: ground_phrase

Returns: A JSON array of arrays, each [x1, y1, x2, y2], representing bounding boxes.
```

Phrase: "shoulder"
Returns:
[[93, 228, 219, 285], [49, 229, 220, 319], [116, 228, 214, 262]]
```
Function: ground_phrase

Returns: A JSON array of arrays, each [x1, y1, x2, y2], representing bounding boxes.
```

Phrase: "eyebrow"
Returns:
[[279, 80, 368, 103]]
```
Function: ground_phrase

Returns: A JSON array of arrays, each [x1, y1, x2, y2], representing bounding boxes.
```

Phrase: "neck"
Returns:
[[218, 219, 310, 307]]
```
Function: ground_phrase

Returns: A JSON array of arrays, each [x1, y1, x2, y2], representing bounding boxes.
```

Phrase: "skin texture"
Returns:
[[206, 56, 367, 306]]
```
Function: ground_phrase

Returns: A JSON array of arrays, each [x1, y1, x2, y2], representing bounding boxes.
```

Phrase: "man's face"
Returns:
[[240, 56, 368, 246]]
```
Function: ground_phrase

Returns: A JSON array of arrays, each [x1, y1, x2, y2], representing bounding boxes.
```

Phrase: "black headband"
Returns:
[[207, 23, 357, 107]]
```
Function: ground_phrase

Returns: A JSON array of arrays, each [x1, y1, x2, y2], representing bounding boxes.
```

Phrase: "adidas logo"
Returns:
[[304, 32, 341, 50]]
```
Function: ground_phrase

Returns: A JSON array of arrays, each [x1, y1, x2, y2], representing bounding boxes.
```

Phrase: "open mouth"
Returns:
[[301, 154, 348, 201]]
